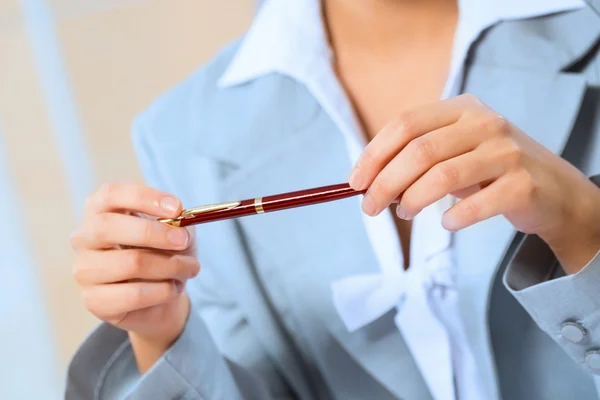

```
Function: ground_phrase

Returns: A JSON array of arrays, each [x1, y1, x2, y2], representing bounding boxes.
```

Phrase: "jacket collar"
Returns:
[[217, 0, 330, 88]]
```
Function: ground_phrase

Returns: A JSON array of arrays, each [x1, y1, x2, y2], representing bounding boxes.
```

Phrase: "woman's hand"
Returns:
[[70, 183, 200, 372], [349, 94, 600, 274]]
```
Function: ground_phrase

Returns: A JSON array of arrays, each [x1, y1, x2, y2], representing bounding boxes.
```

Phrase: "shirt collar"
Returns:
[[218, 0, 330, 87], [218, 0, 585, 89]]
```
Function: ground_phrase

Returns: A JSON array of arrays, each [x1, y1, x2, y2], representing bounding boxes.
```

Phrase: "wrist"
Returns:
[[129, 294, 190, 373], [541, 182, 600, 275]]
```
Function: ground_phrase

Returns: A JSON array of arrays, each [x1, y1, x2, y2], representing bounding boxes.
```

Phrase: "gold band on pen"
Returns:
[[254, 197, 265, 214]]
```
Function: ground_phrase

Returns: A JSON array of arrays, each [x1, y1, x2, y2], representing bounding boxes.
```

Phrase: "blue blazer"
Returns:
[[67, 4, 600, 399]]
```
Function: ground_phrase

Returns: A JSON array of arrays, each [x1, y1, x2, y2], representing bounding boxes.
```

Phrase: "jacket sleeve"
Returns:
[[504, 175, 600, 389], [64, 111, 294, 400], [65, 289, 290, 400]]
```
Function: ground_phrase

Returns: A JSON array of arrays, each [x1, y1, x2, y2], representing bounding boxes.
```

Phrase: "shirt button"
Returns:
[[585, 350, 600, 371], [560, 321, 586, 343]]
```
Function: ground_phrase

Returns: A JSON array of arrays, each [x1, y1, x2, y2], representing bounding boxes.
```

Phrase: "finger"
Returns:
[[73, 249, 200, 285], [349, 94, 483, 191], [397, 147, 508, 219], [72, 213, 189, 251], [82, 280, 183, 319], [361, 120, 480, 215], [442, 173, 523, 231], [450, 184, 482, 199], [85, 182, 182, 219]]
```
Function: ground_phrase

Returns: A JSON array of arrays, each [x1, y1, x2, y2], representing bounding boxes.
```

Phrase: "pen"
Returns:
[[158, 183, 367, 227]]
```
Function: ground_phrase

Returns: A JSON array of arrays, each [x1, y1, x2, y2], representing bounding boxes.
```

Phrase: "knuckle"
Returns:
[[460, 93, 484, 108], [125, 285, 144, 310], [360, 146, 377, 166], [84, 194, 95, 212], [503, 138, 525, 166], [130, 186, 147, 208], [122, 250, 144, 278], [481, 113, 510, 136], [140, 220, 155, 246], [411, 137, 436, 165], [459, 200, 480, 222], [434, 162, 460, 188], [370, 178, 395, 202], [389, 111, 417, 138], [182, 256, 201, 278], [89, 213, 110, 244], [518, 171, 538, 202], [96, 183, 118, 208], [191, 259, 201, 277], [174, 255, 189, 276], [81, 289, 97, 314], [69, 229, 83, 249], [71, 261, 84, 283], [399, 193, 418, 214], [166, 281, 178, 298]]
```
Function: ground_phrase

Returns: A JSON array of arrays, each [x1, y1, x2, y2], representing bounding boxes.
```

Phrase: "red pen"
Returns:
[[158, 183, 366, 227]]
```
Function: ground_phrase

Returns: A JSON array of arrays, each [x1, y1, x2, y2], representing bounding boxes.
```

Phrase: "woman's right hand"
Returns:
[[71, 183, 200, 371]]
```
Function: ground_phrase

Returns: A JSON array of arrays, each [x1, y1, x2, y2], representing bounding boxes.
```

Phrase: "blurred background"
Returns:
[[0, 1, 254, 398]]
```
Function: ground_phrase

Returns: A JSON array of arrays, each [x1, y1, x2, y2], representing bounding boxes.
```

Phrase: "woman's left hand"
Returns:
[[349, 94, 600, 274]]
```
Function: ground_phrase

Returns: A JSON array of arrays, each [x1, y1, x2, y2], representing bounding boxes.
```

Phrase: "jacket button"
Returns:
[[560, 321, 586, 343], [586, 350, 600, 371]]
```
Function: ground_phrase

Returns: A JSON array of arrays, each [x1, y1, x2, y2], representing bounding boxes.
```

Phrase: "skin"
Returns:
[[71, 183, 199, 372], [71, 0, 600, 375], [348, 95, 600, 273], [325, 0, 458, 267]]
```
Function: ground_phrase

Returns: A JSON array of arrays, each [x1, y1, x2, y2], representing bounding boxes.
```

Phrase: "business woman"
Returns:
[[67, 0, 600, 399]]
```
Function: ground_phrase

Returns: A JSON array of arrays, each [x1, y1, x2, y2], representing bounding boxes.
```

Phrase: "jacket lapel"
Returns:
[[455, 6, 599, 398], [220, 107, 432, 399]]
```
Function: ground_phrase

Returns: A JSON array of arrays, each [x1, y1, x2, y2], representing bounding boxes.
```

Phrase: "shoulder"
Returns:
[[131, 38, 244, 151], [131, 38, 318, 165]]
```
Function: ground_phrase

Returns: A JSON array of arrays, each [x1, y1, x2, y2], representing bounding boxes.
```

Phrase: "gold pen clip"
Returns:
[[159, 201, 241, 227]]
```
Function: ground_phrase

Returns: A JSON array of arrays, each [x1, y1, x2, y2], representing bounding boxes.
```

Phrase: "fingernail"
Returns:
[[173, 280, 185, 294], [349, 166, 364, 190], [362, 194, 377, 216], [160, 196, 179, 214], [442, 213, 458, 231], [167, 228, 189, 247], [396, 205, 408, 219]]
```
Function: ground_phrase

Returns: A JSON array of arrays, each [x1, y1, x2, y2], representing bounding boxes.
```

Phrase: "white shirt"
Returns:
[[218, 0, 585, 399]]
